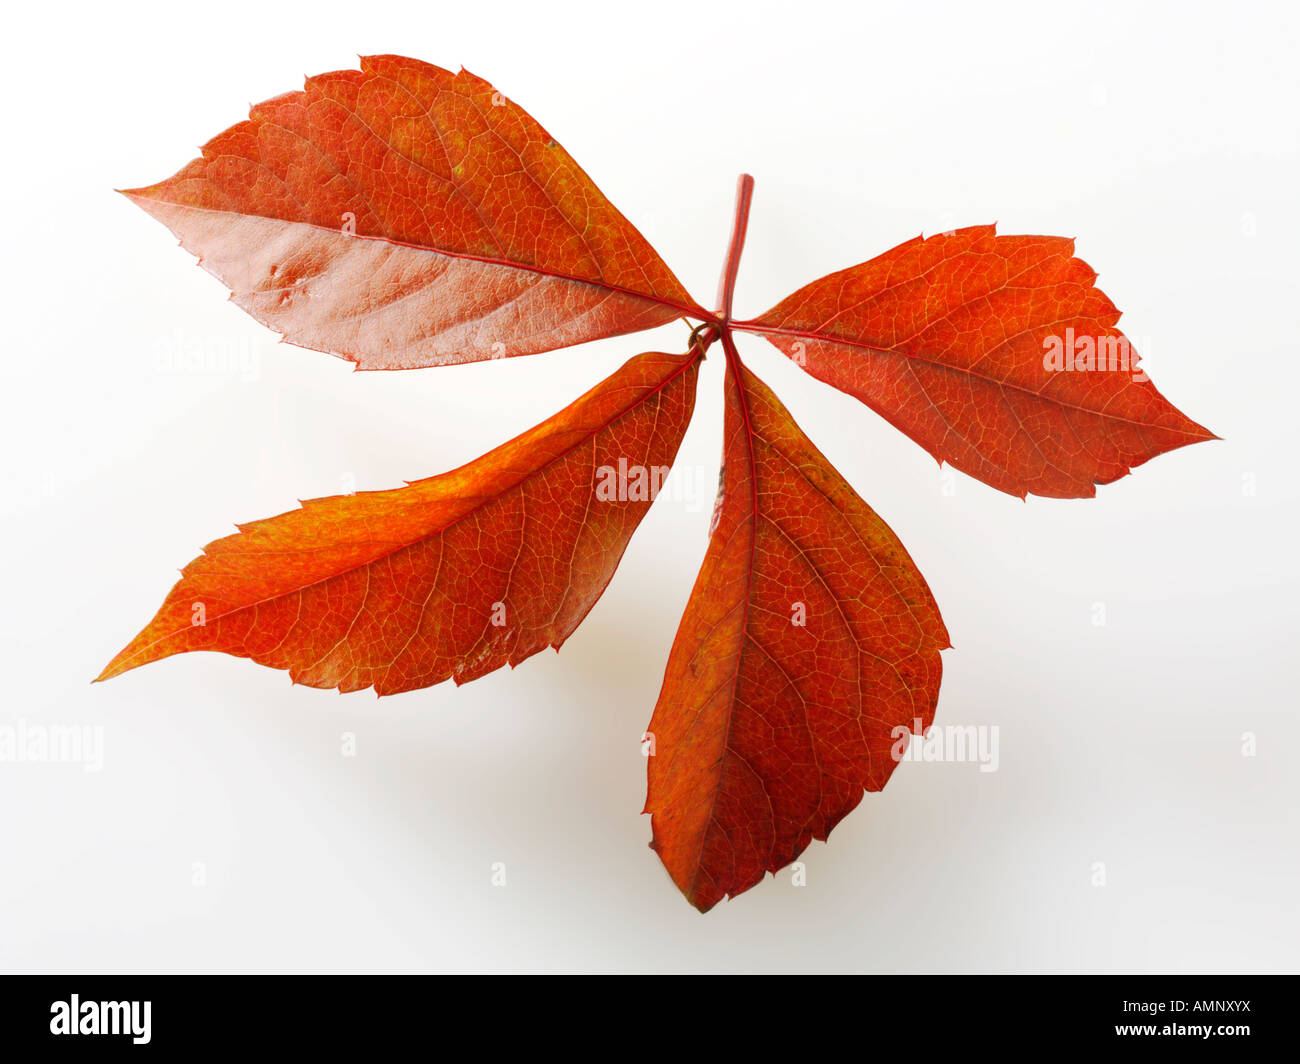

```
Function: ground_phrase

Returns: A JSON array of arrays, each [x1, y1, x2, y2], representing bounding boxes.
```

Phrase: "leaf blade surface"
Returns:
[[125, 56, 703, 368], [646, 355, 948, 911], [99, 350, 701, 693], [738, 226, 1214, 498]]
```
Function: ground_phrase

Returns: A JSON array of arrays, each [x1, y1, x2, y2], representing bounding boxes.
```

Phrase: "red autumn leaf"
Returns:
[[645, 343, 949, 911], [122, 55, 704, 369], [108, 59, 1216, 910], [736, 226, 1216, 498], [97, 349, 700, 693]]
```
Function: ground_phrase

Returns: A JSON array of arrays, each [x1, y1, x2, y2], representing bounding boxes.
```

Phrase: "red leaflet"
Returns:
[[98, 351, 699, 694], [646, 345, 948, 911], [737, 226, 1216, 498], [108, 58, 1215, 909], [123, 55, 703, 369]]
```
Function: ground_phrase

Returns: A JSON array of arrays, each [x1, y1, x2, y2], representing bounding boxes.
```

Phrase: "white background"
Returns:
[[2, 0, 1296, 972]]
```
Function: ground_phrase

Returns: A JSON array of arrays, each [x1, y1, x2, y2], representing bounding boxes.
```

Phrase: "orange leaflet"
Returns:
[[98, 350, 700, 694], [737, 226, 1215, 498], [645, 346, 949, 911], [122, 55, 704, 369]]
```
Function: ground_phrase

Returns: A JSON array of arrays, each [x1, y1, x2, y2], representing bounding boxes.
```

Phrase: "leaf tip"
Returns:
[[117, 186, 155, 208], [93, 656, 127, 684]]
